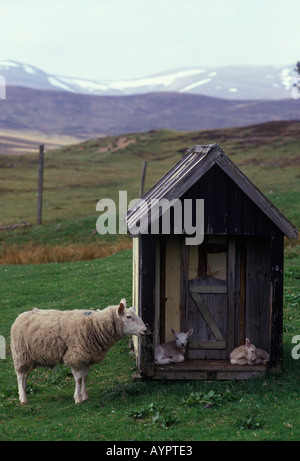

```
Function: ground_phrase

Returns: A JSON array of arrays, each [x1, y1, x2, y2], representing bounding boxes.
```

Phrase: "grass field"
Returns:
[[0, 250, 299, 441]]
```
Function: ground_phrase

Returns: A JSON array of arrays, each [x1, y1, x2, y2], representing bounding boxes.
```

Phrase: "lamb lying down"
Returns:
[[230, 338, 269, 365], [155, 328, 193, 365]]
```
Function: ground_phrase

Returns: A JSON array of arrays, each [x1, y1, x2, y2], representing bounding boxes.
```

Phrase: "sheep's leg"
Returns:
[[80, 367, 89, 402], [17, 370, 29, 404], [155, 356, 174, 365], [171, 354, 185, 363], [72, 367, 83, 403], [71, 367, 89, 403], [230, 357, 247, 365]]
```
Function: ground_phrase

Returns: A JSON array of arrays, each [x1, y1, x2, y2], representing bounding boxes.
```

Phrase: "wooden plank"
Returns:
[[154, 238, 160, 346], [190, 285, 227, 294], [217, 371, 265, 380], [159, 236, 166, 344], [189, 340, 226, 350], [214, 165, 228, 233], [239, 240, 246, 346], [165, 235, 181, 341], [245, 237, 270, 350], [227, 237, 236, 356], [138, 235, 156, 377], [181, 241, 189, 332], [189, 292, 224, 341], [269, 229, 284, 371], [152, 359, 267, 381], [132, 237, 140, 356]]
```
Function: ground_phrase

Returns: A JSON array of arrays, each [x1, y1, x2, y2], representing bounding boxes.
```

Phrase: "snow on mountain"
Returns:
[[0, 60, 297, 100]]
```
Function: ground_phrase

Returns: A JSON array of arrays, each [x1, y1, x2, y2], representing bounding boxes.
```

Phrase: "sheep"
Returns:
[[229, 338, 256, 365], [155, 328, 193, 365], [254, 348, 269, 364], [10, 299, 147, 404]]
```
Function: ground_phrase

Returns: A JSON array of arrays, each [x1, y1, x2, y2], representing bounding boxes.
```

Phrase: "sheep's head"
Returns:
[[171, 328, 193, 348], [245, 338, 256, 362], [117, 300, 147, 337]]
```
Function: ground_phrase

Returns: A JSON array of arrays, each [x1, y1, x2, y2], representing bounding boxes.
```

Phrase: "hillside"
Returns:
[[0, 121, 299, 260], [0, 86, 299, 156]]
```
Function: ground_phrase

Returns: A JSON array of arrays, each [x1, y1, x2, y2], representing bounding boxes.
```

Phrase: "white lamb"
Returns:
[[229, 338, 256, 365], [10, 299, 147, 404], [155, 328, 193, 365]]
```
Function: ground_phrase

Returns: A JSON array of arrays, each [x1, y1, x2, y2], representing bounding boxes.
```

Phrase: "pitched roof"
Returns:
[[126, 143, 298, 239]]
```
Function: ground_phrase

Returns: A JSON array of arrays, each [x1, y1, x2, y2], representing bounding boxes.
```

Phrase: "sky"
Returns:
[[0, 0, 299, 81]]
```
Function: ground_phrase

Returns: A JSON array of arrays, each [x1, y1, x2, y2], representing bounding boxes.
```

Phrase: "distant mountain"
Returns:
[[0, 86, 299, 144], [0, 60, 297, 100]]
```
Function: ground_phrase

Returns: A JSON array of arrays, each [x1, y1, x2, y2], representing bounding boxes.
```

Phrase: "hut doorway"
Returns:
[[186, 237, 228, 360], [182, 236, 228, 359]]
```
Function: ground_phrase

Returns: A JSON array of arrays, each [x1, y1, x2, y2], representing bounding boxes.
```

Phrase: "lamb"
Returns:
[[254, 348, 269, 364], [155, 328, 193, 365], [229, 338, 256, 365], [10, 299, 147, 404]]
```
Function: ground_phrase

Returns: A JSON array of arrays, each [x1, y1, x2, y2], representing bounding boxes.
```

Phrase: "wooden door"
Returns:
[[184, 237, 229, 359]]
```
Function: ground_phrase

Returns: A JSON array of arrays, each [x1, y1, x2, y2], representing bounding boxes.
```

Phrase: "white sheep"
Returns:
[[10, 299, 147, 404], [155, 328, 193, 365], [229, 338, 256, 365]]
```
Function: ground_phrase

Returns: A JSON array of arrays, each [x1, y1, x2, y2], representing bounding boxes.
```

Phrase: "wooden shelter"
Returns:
[[126, 144, 298, 380]]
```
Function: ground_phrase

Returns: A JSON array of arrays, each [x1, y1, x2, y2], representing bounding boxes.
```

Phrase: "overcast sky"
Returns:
[[0, 0, 299, 80]]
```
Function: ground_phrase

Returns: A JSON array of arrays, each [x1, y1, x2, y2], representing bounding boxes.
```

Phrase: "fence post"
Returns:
[[37, 144, 44, 225], [139, 161, 147, 198]]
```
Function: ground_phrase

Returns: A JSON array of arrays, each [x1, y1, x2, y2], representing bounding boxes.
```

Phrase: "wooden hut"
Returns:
[[126, 144, 298, 380]]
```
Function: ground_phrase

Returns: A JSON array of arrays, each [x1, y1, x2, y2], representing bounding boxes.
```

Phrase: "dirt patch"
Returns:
[[97, 136, 136, 153]]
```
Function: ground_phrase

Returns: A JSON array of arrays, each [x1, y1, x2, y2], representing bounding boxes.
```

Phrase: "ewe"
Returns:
[[11, 299, 147, 404]]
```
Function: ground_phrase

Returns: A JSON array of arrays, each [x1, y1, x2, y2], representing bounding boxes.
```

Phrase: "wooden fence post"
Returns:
[[139, 161, 147, 197], [37, 144, 44, 225]]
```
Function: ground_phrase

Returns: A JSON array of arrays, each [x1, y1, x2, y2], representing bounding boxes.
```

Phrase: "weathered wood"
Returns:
[[190, 285, 227, 294], [164, 235, 181, 341], [269, 229, 284, 371], [227, 237, 236, 356], [153, 359, 267, 381], [239, 241, 246, 346], [139, 161, 147, 198], [189, 292, 225, 342], [37, 144, 44, 225], [138, 235, 156, 377], [132, 237, 140, 356], [245, 237, 270, 351], [189, 340, 226, 350], [159, 236, 166, 344]]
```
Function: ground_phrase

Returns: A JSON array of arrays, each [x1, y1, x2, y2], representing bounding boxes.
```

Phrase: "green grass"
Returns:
[[0, 250, 299, 441]]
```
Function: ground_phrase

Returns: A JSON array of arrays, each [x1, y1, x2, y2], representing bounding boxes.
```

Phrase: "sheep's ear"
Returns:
[[187, 329, 193, 337], [245, 338, 250, 348], [171, 328, 176, 337], [130, 306, 135, 313], [118, 302, 125, 316]]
